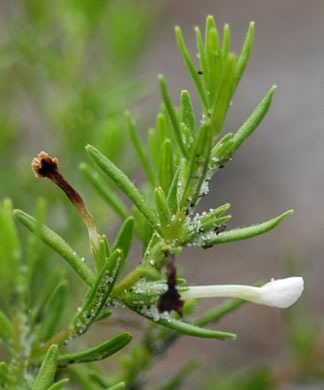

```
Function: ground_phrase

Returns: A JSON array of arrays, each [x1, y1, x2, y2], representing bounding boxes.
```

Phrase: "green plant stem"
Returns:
[[111, 265, 148, 297]]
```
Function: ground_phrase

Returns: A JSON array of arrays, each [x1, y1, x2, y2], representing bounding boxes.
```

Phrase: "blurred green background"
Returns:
[[1, 0, 324, 389]]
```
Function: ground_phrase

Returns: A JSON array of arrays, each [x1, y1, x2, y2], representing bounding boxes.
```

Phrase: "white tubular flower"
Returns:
[[181, 277, 304, 309]]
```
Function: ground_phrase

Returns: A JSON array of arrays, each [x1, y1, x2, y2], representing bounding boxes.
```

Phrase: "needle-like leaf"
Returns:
[[72, 249, 124, 336], [14, 210, 95, 286], [86, 145, 161, 235], [58, 333, 132, 365], [233, 21, 255, 93], [158, 75, 188, 158], [175, 26, 208, 110], [32, 345, 58, 390], [231, 85, 276, 153], [200, 210, 293, 246], [0, 311, 14, 344], [134, 307, 236, 340], [126, 112, 156, 187], [48, 379, 69, 390], [111, 217, 134, 259], [80, 162, 129, 220]]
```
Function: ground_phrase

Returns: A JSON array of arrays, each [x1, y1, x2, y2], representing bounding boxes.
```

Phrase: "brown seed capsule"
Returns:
[[32, 151, 99, 254]]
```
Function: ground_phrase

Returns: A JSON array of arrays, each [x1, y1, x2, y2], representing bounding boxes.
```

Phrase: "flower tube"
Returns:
[[181, 277, 304, 309]]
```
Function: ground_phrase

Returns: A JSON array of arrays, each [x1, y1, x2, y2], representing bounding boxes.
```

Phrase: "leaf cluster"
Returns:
[[0, 14, 295, 390]]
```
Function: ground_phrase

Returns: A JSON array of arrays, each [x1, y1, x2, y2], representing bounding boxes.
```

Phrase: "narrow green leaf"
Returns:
[[86, 145, 161, 235], [68, 367, 93, 390], [176, 158, 189, 207], [31, 269, 65, 326], [202, 210, 294, 246], [80, 162, 129, 220], [195, 26, 209, 95], [111, 217, 134, 259], [1, 199, 20, 259], [0, 311, 13, 344], [221, 24, 231, 63], [231, 86, 276, 154], [134, 307, 235, 339], [149, 116, 166, 175], [41, 282, 67, 342], [155, 317, 235, 340], [58, 332, 132, 365], [166, 166, 179, 215], [204, 203, 231, 218], [157, 359, 200, 390], [181, 124, 212, 209], [158, 75, 188, 158], [148, 128, 158, 174], [182, 215, 231, 245], [14, 210, 95, 286], [175, 26, 208, 110], [200, 214, 231, 232], [210, 53, 236, 138], [0, 362, 9, 383], [206, 27, 221, 105], [159, 138, 174, 195], [48, 378, 69, 390], [180, 90, 196, 137], [0, 199, 20, 302], [205, 15, 218, 44], [133, 206, 153, 250], [192, 126, 213, 207], [106, 383, 125, 390], [195, 298, 245, 327], [32, 344, 58, 390], [126, 112, 156, 187], [212, 132, 233, 152], [161, 105, 181, 167], [88, 372, 110, 388], [156, 112, 168, 142], [181, 123, 194, 153], [72, 249, 124, 336], [233, 21, 255, 92], [97, 234, 111, 270], [25, 198, 47, 288], [154, 187, 171, 232], [95, 310, 112, 322], [211, 136, 234, 163]]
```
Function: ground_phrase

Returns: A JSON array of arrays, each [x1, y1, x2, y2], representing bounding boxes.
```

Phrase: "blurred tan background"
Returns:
[[134, 0, 324, 385]]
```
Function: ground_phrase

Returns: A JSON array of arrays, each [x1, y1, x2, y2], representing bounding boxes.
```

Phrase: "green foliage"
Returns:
[[57, 333, 132, 366], [14, 209, 95, 286], [0, 11, 306, 390], [32, 345, 59, 390], [157, 359, 200, 390]]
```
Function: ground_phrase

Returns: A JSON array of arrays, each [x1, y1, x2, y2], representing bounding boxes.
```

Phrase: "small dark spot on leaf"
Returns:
[[214, 223, 227, 235]]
